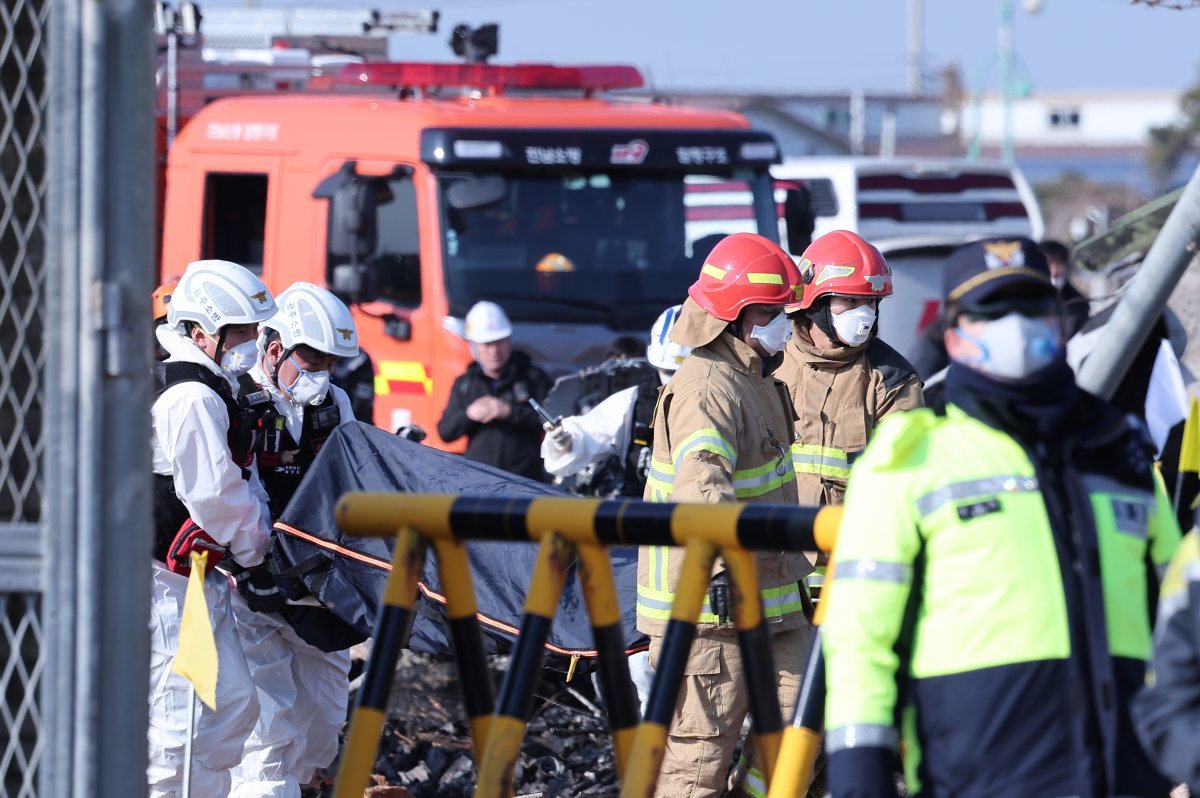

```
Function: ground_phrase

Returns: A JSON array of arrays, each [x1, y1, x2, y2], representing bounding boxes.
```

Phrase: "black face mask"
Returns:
[[805, 301, 838, 344]]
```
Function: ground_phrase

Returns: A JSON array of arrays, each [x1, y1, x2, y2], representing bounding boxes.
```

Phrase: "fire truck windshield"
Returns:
[[439, 170, 775, 330]]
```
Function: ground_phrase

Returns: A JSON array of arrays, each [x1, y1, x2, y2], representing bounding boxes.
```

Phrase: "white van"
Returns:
[[771, 156, 1044, 244], [769, 157, 1045, 359]]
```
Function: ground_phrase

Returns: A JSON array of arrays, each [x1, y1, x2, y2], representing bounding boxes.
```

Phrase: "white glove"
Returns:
[[544, 421, 573, 453]]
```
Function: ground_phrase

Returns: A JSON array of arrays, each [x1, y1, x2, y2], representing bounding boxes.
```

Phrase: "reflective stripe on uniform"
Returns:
[[745, 766, 766, 798], [645, 457, 674, 503], [647, 449, 796, 502], [836, 559, 911, 584], [636, 560, 806, 623], [646, 543, 670, 593], [672, 428, 737, 470], [825, 723, 899, 754], [732, 457, 797, 498], [915, 475, 1039, 517], [791, 442, 852, 480]]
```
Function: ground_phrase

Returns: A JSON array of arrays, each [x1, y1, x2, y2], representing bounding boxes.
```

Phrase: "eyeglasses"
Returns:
[[961, 295, 1058, 323]]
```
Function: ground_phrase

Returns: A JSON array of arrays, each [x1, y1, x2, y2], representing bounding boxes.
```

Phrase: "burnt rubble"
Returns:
[[316, 649, 620, 797]]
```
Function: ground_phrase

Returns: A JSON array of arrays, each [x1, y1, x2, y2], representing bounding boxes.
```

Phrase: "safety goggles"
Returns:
[[961, 294, 1058, 323]]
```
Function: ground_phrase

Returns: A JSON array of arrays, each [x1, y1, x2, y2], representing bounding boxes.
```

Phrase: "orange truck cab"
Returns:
[[160, 61, 797, 449]]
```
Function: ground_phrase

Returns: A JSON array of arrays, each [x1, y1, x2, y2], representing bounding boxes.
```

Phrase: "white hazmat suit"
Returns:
[[149, 323, 272, 798], [229, 359, 356, 798]]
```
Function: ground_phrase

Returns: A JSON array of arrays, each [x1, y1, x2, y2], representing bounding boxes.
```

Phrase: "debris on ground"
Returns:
[[316, 649, 619, 797]]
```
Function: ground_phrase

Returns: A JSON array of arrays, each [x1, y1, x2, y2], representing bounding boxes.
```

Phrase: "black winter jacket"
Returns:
[[437, 350, 552, 480]]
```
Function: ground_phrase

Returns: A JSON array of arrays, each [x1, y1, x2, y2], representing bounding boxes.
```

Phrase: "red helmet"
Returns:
[[687, 233, 802, 322], [789, 230, 892, 311]]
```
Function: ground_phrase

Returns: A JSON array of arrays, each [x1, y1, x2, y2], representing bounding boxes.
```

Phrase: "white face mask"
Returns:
[[954, 313, 1062, 381], [831, 305, 877, 347], [750, 312, 792, 356], [281, 355, 332, 405], [219, 339, 259, 377], [1051, 274, 1067, 290]]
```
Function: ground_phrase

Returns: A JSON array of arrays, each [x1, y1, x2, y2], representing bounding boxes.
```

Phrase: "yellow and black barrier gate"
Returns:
[[331, 493, 841, 798]]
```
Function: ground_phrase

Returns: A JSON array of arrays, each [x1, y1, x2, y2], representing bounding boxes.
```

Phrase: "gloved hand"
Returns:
[[166, 520, 227, 577], [235, 564, 287, 614], [707, 572, 733, 627], [544, 420, 573, 453]]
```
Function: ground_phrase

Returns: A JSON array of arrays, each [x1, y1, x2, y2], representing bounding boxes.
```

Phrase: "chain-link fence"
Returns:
[[0, 0, 49, 795]]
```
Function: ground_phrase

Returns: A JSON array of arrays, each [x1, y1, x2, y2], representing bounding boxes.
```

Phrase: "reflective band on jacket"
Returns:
[[836, 559, 911, 584], [672, 428, 737, 470], [744, 766, 766, 798], [637, 546, 806, 623], [825, 723, 899, 754], [643, 427, 796, 501], [791, 442, 854, 480], [915, 475, 1039, 517]]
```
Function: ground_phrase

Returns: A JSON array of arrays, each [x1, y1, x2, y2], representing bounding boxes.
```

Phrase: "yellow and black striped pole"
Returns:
[[574, 540, 640, 778], [333, 525, 427, 798], [336, 494, 824, 553], [766, 626, 825, 798], [724, 545, 784, 787], [474, 531, 575, 798], [767, 506, 842, 798], [619, 536, 719, 798], [432, 538, 495, 757], [333, 494, 834, 797]]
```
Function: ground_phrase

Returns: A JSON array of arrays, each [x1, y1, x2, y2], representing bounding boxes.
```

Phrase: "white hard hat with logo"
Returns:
[[464, 301, 513, 344], [168, 259, 276, 333], [262, 281, 360, 358], [646, 304, 692, 372]]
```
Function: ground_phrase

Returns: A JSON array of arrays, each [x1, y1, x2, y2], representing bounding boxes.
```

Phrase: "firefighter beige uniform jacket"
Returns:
[[638, 299, 810, 636], [776, 323, 924, 506]]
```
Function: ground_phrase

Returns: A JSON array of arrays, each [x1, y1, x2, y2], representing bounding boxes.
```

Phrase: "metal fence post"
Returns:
[[44, 0, 155, 796]]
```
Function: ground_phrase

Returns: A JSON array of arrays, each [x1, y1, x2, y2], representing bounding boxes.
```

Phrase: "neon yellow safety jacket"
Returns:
[[823, 396, 1180, 798]]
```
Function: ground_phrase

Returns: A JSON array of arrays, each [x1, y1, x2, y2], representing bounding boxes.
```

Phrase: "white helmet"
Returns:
[[464, 301, 512, 344], [647, 304, 692, 372], [262, 282, 360, 357], [168, 259, 276, 334]]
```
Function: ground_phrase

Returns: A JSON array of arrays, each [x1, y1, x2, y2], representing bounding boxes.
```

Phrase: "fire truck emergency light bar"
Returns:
[[337, 62, 645, 91]]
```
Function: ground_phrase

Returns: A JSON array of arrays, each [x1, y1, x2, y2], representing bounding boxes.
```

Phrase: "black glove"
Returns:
[[708, 572, 733, 626], [236, 564, 287, 614]]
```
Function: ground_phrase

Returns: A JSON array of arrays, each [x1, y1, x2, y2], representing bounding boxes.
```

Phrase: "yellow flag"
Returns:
[[1181, 397, 1200, 474], [171, 550, 219, 710]]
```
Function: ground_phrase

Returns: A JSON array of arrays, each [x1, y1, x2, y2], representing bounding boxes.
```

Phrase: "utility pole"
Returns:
[[999, 0, 1015, 162], [154, 1, 200, 151], [968, 0, 1035, 162], [907, 0, 924, 97]]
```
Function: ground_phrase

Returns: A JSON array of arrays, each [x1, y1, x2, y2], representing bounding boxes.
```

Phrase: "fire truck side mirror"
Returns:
[[329, 182, 378, 259], [316, 166, 381, 304]]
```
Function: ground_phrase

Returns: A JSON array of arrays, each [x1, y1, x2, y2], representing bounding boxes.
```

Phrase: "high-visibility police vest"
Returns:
[[823, 402, 1180, 798]]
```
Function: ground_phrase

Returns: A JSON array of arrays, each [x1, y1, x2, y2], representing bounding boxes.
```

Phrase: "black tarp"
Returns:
[[271, 421, 648, 659]]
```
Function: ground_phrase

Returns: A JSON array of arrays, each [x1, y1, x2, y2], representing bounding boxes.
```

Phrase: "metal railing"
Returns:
[[330, 492, 841, 798]]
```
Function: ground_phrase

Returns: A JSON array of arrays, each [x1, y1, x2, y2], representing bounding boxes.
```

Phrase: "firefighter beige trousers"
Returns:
[[647, 623, 812, 798]]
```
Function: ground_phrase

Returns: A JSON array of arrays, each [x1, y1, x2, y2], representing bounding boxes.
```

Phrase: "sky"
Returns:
[[211, 0, 1200, 96]]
